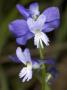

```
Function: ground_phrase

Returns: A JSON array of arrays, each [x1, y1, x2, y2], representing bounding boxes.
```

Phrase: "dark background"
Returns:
[[0, 0, 67, 90]]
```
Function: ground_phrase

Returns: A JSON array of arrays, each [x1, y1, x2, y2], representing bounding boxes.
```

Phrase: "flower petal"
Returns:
[[26, 70, 32, 81], [16, 32, 34, 45], [43, 19, 60, 32], [24, 48, 32, 63], [16, 36, 27, 45], [22, 74, 28, 82], [9, 19, 29, 37], [34, 31, 49, 48], [27, 14, 46, 33], [9, 55, 21, 63], [16, 4, 30, 18], [35, 14, 46, 30], [40, 32, 49, 46], [27, 18, 35, 31], [43, 7, 60, 22], [32, 59, 55, 69], [44, 59, 56, 65], [22, 69, 32, 82], [16, 47, 26, 64], [29, 2, 40, 16], [19, 67, 27, 78], [19, 67, 32, 82], [32, 59, 40, 69]]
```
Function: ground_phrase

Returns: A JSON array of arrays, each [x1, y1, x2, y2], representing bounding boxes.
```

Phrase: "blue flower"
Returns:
[[9, 47, 55, 82], [46, 66, 58, 83], [47, 66, 58, 78], [9, 2, 60, 48], [16, 3, 40, 19], [16, 47, 34, 82]]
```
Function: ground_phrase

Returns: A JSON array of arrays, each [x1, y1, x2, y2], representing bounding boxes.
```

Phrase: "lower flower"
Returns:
[[9, 47, 56, 82]]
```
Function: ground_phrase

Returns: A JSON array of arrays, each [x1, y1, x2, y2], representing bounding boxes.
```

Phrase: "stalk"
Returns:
[[39, 44, 50, 90]]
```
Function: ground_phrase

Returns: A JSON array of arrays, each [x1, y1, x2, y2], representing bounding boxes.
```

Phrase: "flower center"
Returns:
[[32, 15, 38, 21], [35, 29, 40, 33], [26, 61, 32, 70]]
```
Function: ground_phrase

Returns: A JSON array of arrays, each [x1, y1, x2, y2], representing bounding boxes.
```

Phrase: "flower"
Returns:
[[27, 15, 49, 48], [9, 47, 55, 82], [47, 66, 58, 79], [16, 47, 41, 82], [16, 3, 40, 19], [9, 2, 60, 48], [16, 47, 32, 82], [46, 66, 58, 83]]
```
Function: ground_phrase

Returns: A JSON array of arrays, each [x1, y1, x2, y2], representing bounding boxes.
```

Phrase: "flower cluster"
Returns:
[[9, 2, 60, 82]]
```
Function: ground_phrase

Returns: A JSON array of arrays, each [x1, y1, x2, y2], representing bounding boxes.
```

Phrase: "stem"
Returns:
[[42, 64, 46, 90], [39, 45, 50, 90], [39, 47, 45, 90]]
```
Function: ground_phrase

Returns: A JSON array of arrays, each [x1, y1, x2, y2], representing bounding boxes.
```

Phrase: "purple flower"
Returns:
[[9, 3, 60, 48], [47, 66, 58, 79], [16, 3, 40, 19], [46, 66, 58, 83], [9, 47, 55, 82], [16, 47, 33, 82]]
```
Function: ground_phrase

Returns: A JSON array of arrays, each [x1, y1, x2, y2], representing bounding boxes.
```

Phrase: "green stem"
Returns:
[[39, 47, 45, 90], [42, 64, 46, 90], [39, 46, 50, 90]]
